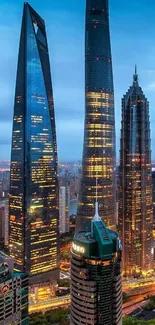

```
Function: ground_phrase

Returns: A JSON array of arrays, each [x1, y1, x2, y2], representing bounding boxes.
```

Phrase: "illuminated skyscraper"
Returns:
[[77, 0, 116, 231], [118, 68, 153, 276], [59, 186, 70, 234], [71, 199, 122, 325], [0, 200, 9, 249], [0, 207, 5, 249], [9, 3, 59, 283], [152, 171, 155, 237]]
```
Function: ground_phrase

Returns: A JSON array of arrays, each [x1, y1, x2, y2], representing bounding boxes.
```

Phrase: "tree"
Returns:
[[145, 296, 155, 311], [123, 292, 129, 303], [29, 307, 70, 325], [123, 317, 155, 325], [57, 279, 70, 287], [123, 317, 145, 325]]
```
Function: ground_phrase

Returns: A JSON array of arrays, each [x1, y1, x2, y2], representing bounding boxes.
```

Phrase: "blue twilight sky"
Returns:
[[0, 0, 155, 161]]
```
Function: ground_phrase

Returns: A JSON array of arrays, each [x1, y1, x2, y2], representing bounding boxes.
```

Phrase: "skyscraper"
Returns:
[[118, 68, 153, 276], [0, 207, 5, 249], [71, 199, 122, 325], [9, 3, 59, 283], [77, 0, 116, 231], [152, 171, 155, 236], [0, 200, 9, 249], [59, 186, 70, 234]]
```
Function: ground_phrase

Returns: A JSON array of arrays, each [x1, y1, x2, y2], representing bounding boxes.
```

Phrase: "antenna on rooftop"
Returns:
[[133, 64, 138, 83], [96, 176, 97, 203], [91, 176, 101, 237], [94, 176, 101, 222]]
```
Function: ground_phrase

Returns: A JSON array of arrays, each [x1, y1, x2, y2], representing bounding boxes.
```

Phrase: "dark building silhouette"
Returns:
[[77, 0, 116, 231], [71, 200, 122, 325], [118, 68, 153, 276], [9, 3, 59, 283]]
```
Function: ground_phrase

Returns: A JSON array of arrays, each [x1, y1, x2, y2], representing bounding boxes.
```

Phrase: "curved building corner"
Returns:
[[70, 218, 122, 325]]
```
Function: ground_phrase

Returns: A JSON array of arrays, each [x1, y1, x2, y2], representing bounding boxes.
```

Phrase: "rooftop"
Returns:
[[129, 308, 155, 321], [0, 251, 10, 259], [124, 66, 147, 100], [73, 219, 120, 260], [74, 231, 95, 244], [73, 179, 120, 259]]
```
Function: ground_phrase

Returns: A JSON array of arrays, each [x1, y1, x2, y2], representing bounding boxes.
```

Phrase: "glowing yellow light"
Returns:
[[72, 243, 85, 254]]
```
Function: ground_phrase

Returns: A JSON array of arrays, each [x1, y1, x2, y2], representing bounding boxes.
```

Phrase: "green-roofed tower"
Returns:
[[70, 183, 122, 325]]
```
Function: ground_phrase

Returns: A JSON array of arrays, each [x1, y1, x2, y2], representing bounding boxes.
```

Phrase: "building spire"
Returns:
[[93, 177, 101, 222], [133, 64, 138, 83], [135, 64, 137, 75], [91, 177, 101, 237]]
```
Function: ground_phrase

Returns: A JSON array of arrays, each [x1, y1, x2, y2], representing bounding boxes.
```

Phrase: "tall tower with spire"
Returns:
[[118, 68, 153, 276], [70, 181, 122, 325], [77, 0, 116, 231]]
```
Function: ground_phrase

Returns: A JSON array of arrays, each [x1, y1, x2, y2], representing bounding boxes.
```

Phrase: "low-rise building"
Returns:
[[0, 251, 28, 325]]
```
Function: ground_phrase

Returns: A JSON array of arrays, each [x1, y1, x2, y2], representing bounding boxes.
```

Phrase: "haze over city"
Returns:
[[1, 0, 155, 161]]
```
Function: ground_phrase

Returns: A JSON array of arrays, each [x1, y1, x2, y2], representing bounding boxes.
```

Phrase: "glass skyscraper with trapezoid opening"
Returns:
[[9, 2, 59, 283]]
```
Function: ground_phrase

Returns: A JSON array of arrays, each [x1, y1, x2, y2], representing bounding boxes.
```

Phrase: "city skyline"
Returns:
[[0, 0, 155, 323], [1, 0, 155, 161]]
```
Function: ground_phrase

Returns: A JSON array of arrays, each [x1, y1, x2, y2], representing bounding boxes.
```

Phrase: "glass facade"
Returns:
[[118, 70, 153, 276], [9, 3, 59, 282], [77, 0, 116, 231]]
